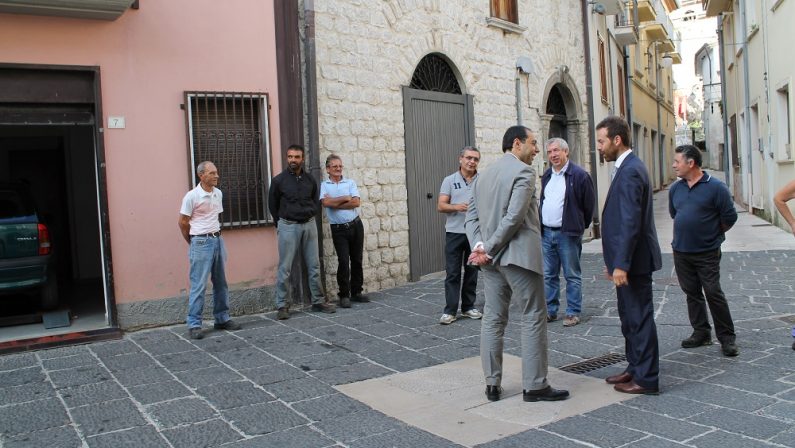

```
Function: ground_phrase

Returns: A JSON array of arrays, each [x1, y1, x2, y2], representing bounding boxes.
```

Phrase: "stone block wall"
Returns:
[[305, 0, 588, 296]]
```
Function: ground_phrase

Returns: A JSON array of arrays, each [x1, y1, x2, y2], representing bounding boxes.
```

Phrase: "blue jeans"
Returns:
[[542, 228, 583, 317], [275, 220, 325, 309], [187, 236, 230, 328]]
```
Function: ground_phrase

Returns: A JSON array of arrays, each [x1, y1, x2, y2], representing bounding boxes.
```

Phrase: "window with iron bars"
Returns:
[[185, 92, 273, 228]]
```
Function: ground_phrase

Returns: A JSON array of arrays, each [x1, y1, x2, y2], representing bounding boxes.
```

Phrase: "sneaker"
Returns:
[[681, 333, 712, 348], [461, 309, 483, 319], [339, 296, 352, 308], [547, 314, 558, 323], [213, 319, 242, 331], [351, 293, 370, 303], [439, 313, 457, 325], [277, 307, 290, 320], [189, 327, 204, 340], [311, 303, 336, 314], [721, 342, 739, 357], [563, 315, 580, 327]]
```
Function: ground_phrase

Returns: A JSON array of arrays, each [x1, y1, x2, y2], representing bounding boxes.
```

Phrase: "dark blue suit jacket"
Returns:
[[601, 152, 662, 275]]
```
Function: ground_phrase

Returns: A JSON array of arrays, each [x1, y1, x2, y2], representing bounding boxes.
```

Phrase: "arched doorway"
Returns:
[[540, 70, 584, 166], [546, 85, 569, 146], [402, 54, 475, 281]]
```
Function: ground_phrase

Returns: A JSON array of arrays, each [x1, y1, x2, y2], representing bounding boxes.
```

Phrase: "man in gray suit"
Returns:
[[466, 125, 570, 403]]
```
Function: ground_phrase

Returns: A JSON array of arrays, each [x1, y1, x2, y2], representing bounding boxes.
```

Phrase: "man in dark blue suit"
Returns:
[[596, 116, 662, 395]]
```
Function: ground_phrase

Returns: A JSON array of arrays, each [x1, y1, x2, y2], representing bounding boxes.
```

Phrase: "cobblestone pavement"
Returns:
[[1, 250, 793, 448]]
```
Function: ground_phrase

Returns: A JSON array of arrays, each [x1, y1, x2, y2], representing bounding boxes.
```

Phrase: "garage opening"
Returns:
[[0, 65, 118, 350]]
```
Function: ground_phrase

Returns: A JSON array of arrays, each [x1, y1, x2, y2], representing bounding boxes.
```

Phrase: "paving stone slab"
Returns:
[[0, 380, 56, 404], [161, 418, 241, 448], [156, 351, 220, 373], [619, 394, 718, 419], [100, 352, 157, 372], [474, 428, 589, 448], [70, 398, 147, 436], [0, 398, 70, 436], [213, 346, 280, 370], [138, 339, 199, 356], [49, 365, 112, 389], [419, 343, 480, 362], [363, 348, 441, 372], [770, 428, 795, 447], [89, 340, 141, 358], [311, 410, 405, 444], [220, 425, 335, 448], [708, 370, 793, 396], [666, 382, 777, 412], [198, 380, 273, 410], [175, 365, 243, 388], [585, 403, 709, 441], [660, 359, 724, 381], [290, 392, 371, 422], [760, 401, 795, 423], [0, 353, 37, 371], [222, 401, 309, 436], [1, 425, 82, 448], [239, 363, 309, 386], [689, 407, 791, 439], [357, 322, 414, 338], [260, 376, 337, 403], [309, 361, 392, 385], [0, 366, 45, 388], [349, 426, 461, 448], [543, 415, 647, 448], [112, 365, 174, 387], [291, 350, 363, 371], [41, 353, 98, 371], [190, 333, 249, 353], [127, 380, 193, 405], [85, 425, 170, 448], [36, 346, 89, 359], [689, 429, 785, 448], [336, 337, 403, 354], [60, 380, 128, 408], [147, 397, 218, 427], [387, 331, 449, 350], [303, 324, 368, 342], [264, 340, 339, 361]]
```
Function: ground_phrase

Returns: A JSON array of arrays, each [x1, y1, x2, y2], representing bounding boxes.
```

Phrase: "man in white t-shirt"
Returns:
[[178, 161, 241, 339]]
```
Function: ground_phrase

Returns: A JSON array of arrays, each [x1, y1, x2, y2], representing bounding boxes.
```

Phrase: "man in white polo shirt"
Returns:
[[437, 146, 483, 325], [178, 161, 241, 340], [321, 154, 369, 308]]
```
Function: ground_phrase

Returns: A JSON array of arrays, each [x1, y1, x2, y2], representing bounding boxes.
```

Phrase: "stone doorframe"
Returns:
[[539, 66, 586, 169]]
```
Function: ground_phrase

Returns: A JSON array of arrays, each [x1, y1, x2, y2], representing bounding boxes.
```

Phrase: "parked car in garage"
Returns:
[[0, 182, 58, 310]]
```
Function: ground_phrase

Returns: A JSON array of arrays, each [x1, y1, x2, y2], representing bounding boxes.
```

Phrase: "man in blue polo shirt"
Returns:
[[437, 146, 482, 325], [669, 144, 739, 357], [321, 154, 369, 309]]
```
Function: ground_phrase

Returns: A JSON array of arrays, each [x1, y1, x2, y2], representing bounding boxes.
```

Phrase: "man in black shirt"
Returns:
[[269, 145, 335, 319]]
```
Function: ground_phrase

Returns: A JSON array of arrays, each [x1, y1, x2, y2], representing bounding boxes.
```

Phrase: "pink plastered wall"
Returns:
[[0, 0, 283, 303]]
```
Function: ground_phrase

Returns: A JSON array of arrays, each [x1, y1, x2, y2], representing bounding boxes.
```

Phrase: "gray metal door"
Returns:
[[403, 87, 475, 281]]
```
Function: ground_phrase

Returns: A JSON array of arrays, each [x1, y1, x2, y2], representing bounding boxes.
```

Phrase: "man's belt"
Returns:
[[191, 231, 221, 239], [330, 216, 361, 230], [280, 217, 315, 225]]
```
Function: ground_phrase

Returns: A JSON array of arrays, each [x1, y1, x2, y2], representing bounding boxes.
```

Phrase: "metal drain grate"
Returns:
[[559, 352, 626, 374]]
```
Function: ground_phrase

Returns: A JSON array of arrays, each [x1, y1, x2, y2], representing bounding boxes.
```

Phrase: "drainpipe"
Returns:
[[303, 0, 326, 286], [740, 0, 753, 207], [580, 0, 600, 238], [717, 14, 732, 190], [655, 42, 663, 189], [515, 74, 523, 125]]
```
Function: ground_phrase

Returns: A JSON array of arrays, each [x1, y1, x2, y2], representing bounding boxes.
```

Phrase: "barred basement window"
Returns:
[[185, 92, 273, 228]]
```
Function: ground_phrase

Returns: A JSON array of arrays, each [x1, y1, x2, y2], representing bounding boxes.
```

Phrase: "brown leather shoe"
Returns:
[[605, 372, 632, 384], [613, 380, 659, 395]]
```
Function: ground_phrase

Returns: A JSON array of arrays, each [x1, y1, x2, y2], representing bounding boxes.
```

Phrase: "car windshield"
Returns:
[[0, 190, 34, 219]]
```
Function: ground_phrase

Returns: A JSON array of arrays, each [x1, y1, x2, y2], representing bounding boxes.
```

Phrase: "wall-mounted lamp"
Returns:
[[516, 56, 534, 75], [660, 55, 674, 69], [590, 1, 606, 14]]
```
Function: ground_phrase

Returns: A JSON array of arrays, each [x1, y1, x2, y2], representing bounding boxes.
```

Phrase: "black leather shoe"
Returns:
[[277, 307, 289, 320], [311, 303, 336, 313], [681, 333, 712, 348], [721, 342, 739, 357], [339, 296, 351, 308], [352, 294, 370, 303], [523, 386, 570, 402], [213, 320, 241, 331], [485, 385, 502, 402]]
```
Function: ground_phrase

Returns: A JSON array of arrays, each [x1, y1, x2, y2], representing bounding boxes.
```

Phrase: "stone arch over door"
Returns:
[[540, 68, 585, 166], [403, 53, 475, 281]]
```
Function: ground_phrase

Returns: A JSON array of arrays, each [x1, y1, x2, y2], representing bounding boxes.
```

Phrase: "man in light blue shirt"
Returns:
[[321, 154, 369, 309]]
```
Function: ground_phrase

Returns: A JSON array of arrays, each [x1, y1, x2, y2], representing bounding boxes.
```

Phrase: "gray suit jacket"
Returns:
[[465, 153, 543, 274]]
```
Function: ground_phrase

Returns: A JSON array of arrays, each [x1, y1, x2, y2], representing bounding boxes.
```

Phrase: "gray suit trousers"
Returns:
[[480, 264, 549, 391]]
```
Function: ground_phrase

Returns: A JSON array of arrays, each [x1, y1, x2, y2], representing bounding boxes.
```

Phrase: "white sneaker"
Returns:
[[461, 309, 483, 319], [439, 314, 457, 325]]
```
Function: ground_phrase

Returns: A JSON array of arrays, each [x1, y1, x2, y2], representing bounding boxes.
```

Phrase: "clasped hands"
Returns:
[[467, 246, 491, 266], [604, 267, 629, 287]]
